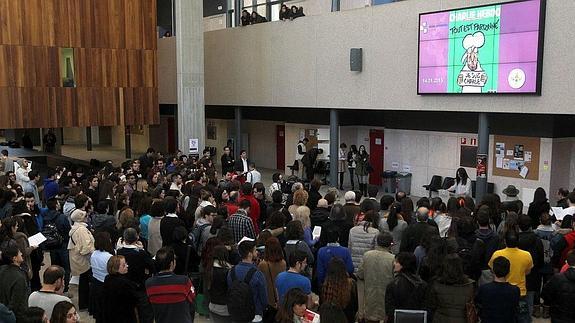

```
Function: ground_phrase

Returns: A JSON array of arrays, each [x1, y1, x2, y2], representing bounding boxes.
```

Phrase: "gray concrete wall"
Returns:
[[200, 0, 572, 114]]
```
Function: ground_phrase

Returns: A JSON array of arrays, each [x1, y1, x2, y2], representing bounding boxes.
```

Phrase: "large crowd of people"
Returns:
[[0, 145, 574, 323]]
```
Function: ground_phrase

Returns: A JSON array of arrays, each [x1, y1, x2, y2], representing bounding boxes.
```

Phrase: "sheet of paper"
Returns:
[[304, 309, 320, 323], [506, 150, 513, 156], [519, 166, 528, 178], [496, 157, 503, 168], [495, 143, 505, 157], [28, 232, 46, 247], [525, 151, 532, 162], [551, 207, 567, 221], [312, 226, 322, 240], [502, 159, 510, 170]]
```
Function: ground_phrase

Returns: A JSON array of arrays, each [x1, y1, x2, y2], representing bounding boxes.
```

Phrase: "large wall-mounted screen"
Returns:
[[418, 0, 546, 94]]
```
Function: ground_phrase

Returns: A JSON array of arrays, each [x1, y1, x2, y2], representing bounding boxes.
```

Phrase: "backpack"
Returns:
[[41, 222, 63, 250], [189, 223, 210, 251], [227, 266, 257, 322], [458, 238, 483, 281]]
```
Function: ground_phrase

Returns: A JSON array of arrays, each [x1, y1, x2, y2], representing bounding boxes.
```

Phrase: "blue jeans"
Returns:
[[517, 295, 532, 323]]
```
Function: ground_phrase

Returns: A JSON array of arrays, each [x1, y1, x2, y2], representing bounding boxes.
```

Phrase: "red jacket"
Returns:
[[561, 231, 575, 265], [239, 193, 260, 233]]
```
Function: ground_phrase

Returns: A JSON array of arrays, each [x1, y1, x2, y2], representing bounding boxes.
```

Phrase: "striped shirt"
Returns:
[[145, 272, 196, 323]]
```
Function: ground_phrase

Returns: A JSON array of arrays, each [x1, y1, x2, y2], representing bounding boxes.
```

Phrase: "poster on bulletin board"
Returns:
[[492, 135, 540, 180]]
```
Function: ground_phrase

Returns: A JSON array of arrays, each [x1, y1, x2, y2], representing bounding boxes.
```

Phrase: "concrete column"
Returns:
[[125, 126, 132, 159], [235, 106, 242, 158], [175, 0, 205, 155], [476, 113, 489, 202], [329, 109, 339, 187], [86, 127, 92, 151], [332, 0, 341, 12]]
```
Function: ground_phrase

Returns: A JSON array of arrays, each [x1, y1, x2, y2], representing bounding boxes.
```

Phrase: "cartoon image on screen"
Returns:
[[457, 32, 488, 93], [418, 0, 545, 94]]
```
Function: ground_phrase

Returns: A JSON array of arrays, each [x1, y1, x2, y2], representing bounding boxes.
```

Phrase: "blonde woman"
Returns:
[[288, 189, 308, 216], [294, 206, 317, 248]]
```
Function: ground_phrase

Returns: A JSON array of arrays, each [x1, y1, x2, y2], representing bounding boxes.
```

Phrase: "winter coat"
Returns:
[[356, 247, 395, 321], [13, 232, 33, 280], [385, 273, 428, 321], [541, 267, 575, 323], [68, 218, 95, 275], [518, 230, 544, 291], [310, 207, 330, 229], [355, 153, 369, 177], [425, 278, 475, 323], [348, 223, 379, 271], [320, 219, 353, 248]]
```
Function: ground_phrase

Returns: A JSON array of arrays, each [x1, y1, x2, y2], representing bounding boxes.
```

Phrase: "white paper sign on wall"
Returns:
[[189, 138, 199, 154]]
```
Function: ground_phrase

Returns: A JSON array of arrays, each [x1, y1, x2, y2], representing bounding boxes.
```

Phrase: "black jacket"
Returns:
[[311, 207, 330, 229], [518, 230, 544, 291], [385, 273, 427, 320], [527, 201, 550, 229], [307, 189, 322, 211], [208, 266, 230, 305], [160, 216, 186, 247], [221, 154, 235, 175], [400, 222, 440, 253], [320, 219, 353, 248], [0, 265, 27, 322], [103, 274, 139, 323], [117, 246, 155, 288], [541, 268, 575, 323]]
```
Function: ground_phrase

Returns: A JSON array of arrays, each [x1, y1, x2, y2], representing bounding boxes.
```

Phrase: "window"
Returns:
[[60, 48, 76, 88]]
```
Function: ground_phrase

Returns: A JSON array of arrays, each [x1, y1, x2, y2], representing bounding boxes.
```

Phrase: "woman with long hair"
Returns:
[[293, 206, 317, 248], [89, 231, 114, 322], [258, 237, 286, 310], [275, 288, 308, 323], [348, 210, 380, 271], [50, 301, 79, 323], [207, 245, 232, 322], [448, 167, 471, 196], [321, 258, 357, 323], [379, 203, 408, 254], [354, 145, 370, 196], [347, 145, 358, 191], [146, 200, 165, 256], [528, 187, 550, 229], [385, 252, 427, 322], [425, 254, 474, 322]]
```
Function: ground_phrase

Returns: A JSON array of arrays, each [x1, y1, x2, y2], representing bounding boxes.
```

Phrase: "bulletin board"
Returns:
[[492, 135, 540, 180]]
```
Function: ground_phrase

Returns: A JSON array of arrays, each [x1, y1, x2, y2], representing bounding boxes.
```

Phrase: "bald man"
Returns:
[[399, 207, 440, 253]]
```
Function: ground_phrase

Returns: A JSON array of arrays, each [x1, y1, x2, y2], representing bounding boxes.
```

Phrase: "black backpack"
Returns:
[[41, 222, 63, 250], [227, 266, 257, 322]]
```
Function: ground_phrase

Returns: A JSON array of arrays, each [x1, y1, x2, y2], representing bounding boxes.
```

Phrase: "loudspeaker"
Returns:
[[350, 48, 363, 72]]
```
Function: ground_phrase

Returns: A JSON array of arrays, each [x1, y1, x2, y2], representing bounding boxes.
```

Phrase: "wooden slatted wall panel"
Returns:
[[0, 0, 158, 129]]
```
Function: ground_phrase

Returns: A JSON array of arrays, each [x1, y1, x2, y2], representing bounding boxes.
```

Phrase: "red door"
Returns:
[[369, 129, 384, 185], [276, 125, 285, 170]]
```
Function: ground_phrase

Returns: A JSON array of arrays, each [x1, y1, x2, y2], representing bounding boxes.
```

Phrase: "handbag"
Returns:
[[262, 263, 278, 323], [466, 300, 478, 323]]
